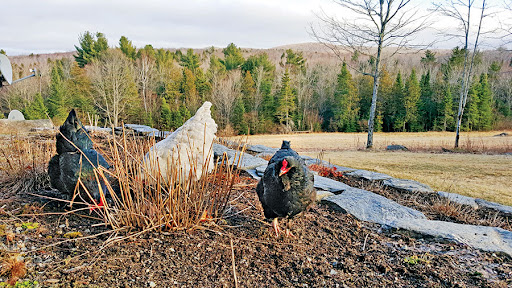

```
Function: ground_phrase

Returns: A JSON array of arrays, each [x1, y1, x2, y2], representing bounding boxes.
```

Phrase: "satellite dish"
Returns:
[[0, 53, 13, 85]]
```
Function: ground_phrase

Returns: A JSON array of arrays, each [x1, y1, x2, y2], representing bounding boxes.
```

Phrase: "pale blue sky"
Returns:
[[1, 0, 506, 55]]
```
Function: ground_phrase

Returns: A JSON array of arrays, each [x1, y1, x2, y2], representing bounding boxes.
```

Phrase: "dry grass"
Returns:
[[240, 131, 512, 206], [241, 131, 512, 153]]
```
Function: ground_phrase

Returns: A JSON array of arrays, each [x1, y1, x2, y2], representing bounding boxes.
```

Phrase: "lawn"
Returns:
[[238, 131, 512, 206]]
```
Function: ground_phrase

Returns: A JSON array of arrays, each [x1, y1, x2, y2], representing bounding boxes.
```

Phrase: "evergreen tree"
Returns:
[[440, 84, 454, 131], [403, 69, 421, 131], [477, 73, 492, 130], [281, 49, 306, 73], [119, 36, 136, 60], [222, 43, 245, 71], [241, 71, 256, 111], [46, 61, 68, 122], [332, 62, 359, 131], [67, 62, 93, 116], [391, 72, 405, 131], [180, 49, 200, 71], [275, 68, 296, 129], [23, 93, 47, 120], [231, 97, 248, 134], [159, 97, 172, 130], [465, 84, 480, 131], [182, 68, 199, 111], [419, 71, 435, 131], [378, 66, 393, 132], [74, 31, 108, 67]]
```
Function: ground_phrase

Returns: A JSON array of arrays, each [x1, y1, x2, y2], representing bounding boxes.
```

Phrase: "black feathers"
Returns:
[[256, 140, 315, 221], [48, 110, 110, 202]]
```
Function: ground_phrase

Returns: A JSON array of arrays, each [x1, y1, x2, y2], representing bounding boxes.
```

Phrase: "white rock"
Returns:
[[144, 102, 217, 182], [8, 110, 25, 120]]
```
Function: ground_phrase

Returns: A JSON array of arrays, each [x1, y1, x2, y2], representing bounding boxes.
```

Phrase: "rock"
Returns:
[[212, 143, 230, 158], [246, 144, 278, 154], [332, 165, 357, 173], [304, 158, 332, 167], [226, 150, 268, 170], [313, 175, 351, 193], [493, 132, 509, 137], [84, 126, 113, 133], [316, 190, 334, 202], [437, 191, 478, 209], [322, 188, 426, 226], [394, 219, 512, 256], [475, 199, 512, 216], [382, 178, 434, 193], [346, 169, 392, 181], [255, 151, 275, 159], [386, 144, 408, 151], [301, 155, 314, 161], [255, 165, 267, 176], [124, 124, 159, 136], [245, 169, 261, 180], [0, 119, 53, 134], [7, 110, 24, 120], [144, 101, 217, 182]]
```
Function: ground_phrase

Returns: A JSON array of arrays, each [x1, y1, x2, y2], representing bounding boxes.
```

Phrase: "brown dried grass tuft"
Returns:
[[0, 254, 27, 286], [81, 129, 242, 232], [0, 136, 53, 199]]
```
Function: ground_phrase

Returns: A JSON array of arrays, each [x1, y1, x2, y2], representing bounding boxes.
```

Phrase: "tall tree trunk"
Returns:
[[367, 38, 383, 149]]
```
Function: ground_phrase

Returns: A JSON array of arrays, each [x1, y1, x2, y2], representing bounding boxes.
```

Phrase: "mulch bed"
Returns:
[[0, 175, 510, 287]]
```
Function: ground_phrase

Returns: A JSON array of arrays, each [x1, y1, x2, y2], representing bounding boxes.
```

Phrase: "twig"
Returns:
[[230, 238, 238, 288], [362, 233, 370, 251]]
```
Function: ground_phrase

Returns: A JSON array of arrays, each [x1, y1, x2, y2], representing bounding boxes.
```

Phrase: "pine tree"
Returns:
[[180, 49, 200, 72], [182, 68, 199, 112], [119, 36, 136, 60], [222, 43, 245, 71], [333, 62, 359, 131], [159, 97, 172, 130], [231, 97, 248, 134], [241, 71, 256, 111], [465, 84, 480, 131], [67, 62, 93, 116], [477, 73, 492, 130], [404, 69, 421, 131], [23, 93, 48, 120], [391, 72, 405, 131], [275, 68, 296, 129], [74, 31, 108, 67], [440, 84, 454, 131], [378, 66, 394, 131], [419, 71, 435, 131], [46, 61, 68, 122]]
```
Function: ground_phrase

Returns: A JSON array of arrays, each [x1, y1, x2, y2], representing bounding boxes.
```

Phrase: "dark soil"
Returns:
[[0, 174, 511, 287]]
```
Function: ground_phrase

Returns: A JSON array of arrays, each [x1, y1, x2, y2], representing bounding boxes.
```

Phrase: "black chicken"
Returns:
[[48, 110, 110, 207], [256, 140, 315, 237]]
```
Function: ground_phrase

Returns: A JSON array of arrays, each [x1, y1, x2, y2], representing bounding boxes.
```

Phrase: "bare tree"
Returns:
[[210, 70, 241, 128], [433, 0, 489, 148], [136, 51, 156, 113], [88, 49, 138, 127], [312, 0, 431, 148]]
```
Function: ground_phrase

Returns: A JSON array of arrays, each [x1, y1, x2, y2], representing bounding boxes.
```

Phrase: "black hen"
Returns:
[[256, 140, 315, 237], [48, 110, 110, 205]]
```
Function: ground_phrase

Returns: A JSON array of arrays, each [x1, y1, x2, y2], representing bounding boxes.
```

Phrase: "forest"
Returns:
[[1, 31, 511, 135]]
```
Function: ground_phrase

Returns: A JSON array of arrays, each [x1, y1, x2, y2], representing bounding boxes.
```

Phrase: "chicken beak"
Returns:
[[279, 167, 290, 176]]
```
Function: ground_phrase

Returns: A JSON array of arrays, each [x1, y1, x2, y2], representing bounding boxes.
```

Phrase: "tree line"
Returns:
[[1, 32, 511, 135]]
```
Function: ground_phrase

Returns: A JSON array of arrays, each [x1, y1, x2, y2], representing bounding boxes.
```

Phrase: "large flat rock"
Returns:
[[346, 169, 392, 181], [226, 150, 268, 170], [212, 143, 230, 158], [322, 188, 426, 226], [437, 191, 478, 209], [314, 175, 351, 193], [383, 178, 434, 193], [255, 165, 267, 177], [395, 219, 512, 256], [124, 124, 159, 135], [246, 144, 278, 154], [475, 199, 512, 216], [0, 119, 54, 134]]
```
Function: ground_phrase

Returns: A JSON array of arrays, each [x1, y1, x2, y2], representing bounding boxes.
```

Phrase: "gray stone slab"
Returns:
[[383, 178, 434, 193], [255, 165, 267, 177], [304, 158, 332, 167], [255, 151, 274, 159], [313, 175, 351, 193], [394, 219, 512, 256], [301, 155, 314, 161], [246, 144, 278, 154], [322, 188, 426, 226], [84, 126, 112, 133], [8, 110, 24, 120], [226, 150, 268, 170], [245, 169, 260, 180], [386, 144, 408, 151], [124, 124, 159, 135], [346, 169, 392, 181], [438, 191, 478, 209], [475, 199, 512, 216], [212, 143, 230, 158], [316, 190, 334, 202]]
